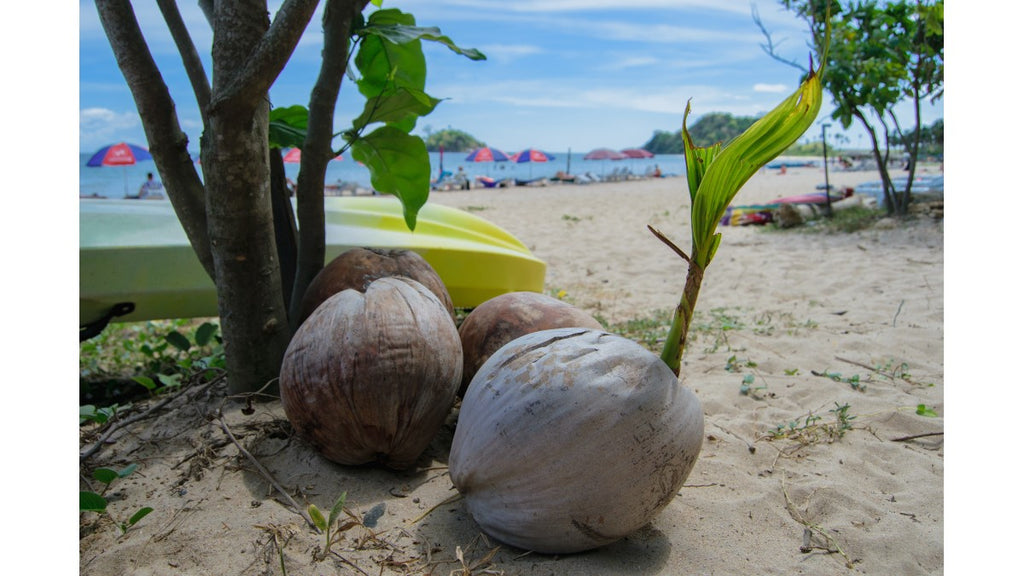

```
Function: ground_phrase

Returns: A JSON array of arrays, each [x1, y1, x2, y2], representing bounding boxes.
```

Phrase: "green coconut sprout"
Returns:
[[658, 54, 827, 375]]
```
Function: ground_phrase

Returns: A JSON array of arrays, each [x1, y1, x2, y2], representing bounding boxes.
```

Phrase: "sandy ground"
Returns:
[[79, 164, 943, 575]]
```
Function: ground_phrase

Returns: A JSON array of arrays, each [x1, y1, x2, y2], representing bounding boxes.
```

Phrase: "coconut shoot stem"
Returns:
[[648, 224, 702, 376], [661, 260, 703, 376]]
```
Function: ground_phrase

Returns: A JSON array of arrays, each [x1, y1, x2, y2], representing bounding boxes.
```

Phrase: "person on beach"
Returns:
[[129, 172, 165, 199], [454, 166, 470, 190]]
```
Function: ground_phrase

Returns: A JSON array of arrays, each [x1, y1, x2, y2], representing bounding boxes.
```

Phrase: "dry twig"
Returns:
[[216, 411, 318, 531]]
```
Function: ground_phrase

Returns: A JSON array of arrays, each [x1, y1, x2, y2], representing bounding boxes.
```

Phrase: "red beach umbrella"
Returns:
[[621, 148, 654, 159], [583, 148, 627, 161], [86, 142, 153, 166], [465, 147, 511, 163]]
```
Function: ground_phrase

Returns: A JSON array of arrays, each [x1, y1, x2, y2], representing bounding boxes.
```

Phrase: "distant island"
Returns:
[[423, 128, 485, 152], [643, 112, 760, 154]]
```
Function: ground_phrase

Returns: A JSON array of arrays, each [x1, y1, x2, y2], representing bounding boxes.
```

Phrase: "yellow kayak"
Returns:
[[80, 196, 546, 328]]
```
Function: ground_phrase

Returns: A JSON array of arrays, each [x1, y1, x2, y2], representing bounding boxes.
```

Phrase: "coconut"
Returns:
[[281, 276, 462, 470], [297, 247, 454, 326], [457, 292, 602, 396]]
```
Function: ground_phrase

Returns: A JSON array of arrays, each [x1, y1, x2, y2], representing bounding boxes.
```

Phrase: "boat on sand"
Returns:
[[81, 196, 546, 335]]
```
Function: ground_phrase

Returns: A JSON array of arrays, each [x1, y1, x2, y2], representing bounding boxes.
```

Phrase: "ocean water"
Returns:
[[79, 151, 688, 198]]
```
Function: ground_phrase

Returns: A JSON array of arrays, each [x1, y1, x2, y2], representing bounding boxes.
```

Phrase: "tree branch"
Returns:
[[289, 0, 371, 328], [94, 0, 214, 278], [752, 4, 806, 72], [156, 0, 212, 126], [208, 0, 321, 113]]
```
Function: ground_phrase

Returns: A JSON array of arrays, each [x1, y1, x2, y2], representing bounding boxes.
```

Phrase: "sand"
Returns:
[[78, 164, 943, 575]]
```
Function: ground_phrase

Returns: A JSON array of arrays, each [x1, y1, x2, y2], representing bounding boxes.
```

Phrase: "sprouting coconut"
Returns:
[[449, 57, 827, 553]]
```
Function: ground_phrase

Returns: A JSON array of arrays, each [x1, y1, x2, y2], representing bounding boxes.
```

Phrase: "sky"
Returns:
[[77, 0, 944, 155]]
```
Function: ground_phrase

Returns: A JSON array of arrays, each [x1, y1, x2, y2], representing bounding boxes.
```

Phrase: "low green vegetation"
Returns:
[[767, 402, 856, 444], [80, 463, 153, 535], [80, 319, 226, 408]]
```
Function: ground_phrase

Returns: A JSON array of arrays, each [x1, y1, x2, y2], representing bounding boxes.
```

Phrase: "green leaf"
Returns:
[[132, 375, 157, 391], [327, 492, 348, 530], [360, 20, 486, 61], [308, 504, 328, 532], [195, 322, 217, 347], [355, 10, 427, 99], [157, 373, 183, 388], [916, 404, 938, 417], [687, 64, 824, 268], [165, 330, 191, 352], [349, 126, 430, 230], [80, 405, 105, 425], [127, 507, 154, 527], [269, 105, 309, 150], [93, 468, 119, 485], [80, 491, 108, 513], [352, 86, 442, 134]]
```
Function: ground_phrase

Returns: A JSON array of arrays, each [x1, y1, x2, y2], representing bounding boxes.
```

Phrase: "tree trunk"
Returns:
[[203, 1, 292, 395]]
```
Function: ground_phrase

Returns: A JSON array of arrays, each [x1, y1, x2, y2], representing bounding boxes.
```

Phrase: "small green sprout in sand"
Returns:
[[80, 463, 154, 535]]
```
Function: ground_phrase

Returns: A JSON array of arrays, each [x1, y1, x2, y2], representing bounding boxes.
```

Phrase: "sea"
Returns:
[[79, 151, 690, 198]]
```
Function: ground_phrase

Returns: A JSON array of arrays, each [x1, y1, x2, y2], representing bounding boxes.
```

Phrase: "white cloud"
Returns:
[[753, 83, 788, 93], [80, 108, 143, 148], [475, 44, 545, 62]]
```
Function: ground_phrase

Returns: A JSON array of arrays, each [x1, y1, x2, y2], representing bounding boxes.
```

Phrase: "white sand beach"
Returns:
[[79, 165, 944, 575]]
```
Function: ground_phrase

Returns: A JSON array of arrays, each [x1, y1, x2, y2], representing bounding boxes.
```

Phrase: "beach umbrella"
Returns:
[[465, 147, 511, 163], [583, 148, 627, 161], [511, 148, 554, 163], [510, 148, 554, 179], [621, 148, 654, 159], [86, 142, 154, 196], [282, 148, 343, 163], [87, 142, 153, 167]]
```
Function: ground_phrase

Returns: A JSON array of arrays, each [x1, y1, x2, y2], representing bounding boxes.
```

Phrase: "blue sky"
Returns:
[[77, 0, 943, 155]]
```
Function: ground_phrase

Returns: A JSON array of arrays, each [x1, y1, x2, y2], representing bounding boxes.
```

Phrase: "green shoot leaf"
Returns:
[[916, 404, 938, 417], [308, 503, 328, 532], [687, 63, 824, 268], [350, 126, 429, 230], [327, 492, 348, 531]]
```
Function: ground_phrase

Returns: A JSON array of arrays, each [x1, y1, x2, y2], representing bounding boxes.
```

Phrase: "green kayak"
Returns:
[[81, 196, 546, 329]]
